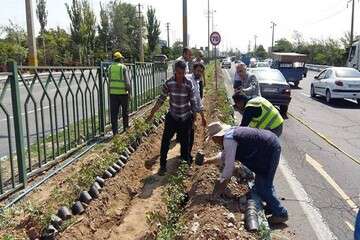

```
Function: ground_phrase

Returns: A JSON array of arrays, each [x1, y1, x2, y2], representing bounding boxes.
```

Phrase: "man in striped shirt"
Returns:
[[147, 60, 204, 175]]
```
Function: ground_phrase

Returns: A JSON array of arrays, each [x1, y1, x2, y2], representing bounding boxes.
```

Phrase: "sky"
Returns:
[[0, 0, 357, 52]]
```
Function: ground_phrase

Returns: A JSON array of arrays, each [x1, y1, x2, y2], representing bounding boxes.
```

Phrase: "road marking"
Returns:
[[301, 93, 310, 97], [305, 154, 358, 212], [279, 156, 337, 240], [288, 111, 360, 167], [345, 221, 355, 231]]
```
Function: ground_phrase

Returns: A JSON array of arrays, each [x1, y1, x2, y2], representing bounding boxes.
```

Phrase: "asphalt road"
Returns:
[[223, 65, 359, 240]]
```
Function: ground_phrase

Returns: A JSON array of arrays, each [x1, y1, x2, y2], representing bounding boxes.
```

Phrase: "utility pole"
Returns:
[[349, 0, 355, 45], [137, 3, 144, 62], [183, 0, 188, 47], [166, 22, 170, 48], [207, 0, 210, 59], [271, 21, 276, 53], [254, 35, 258, 50], [248, 40, 251, 53], [25, 0, 38, 66]]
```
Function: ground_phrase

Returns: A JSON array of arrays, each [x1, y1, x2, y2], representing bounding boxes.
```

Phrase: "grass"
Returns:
[[146, 162, 189, 240]]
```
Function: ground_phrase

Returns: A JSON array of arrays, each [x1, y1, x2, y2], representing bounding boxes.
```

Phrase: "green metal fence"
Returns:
[[0, 61, 167, 200]]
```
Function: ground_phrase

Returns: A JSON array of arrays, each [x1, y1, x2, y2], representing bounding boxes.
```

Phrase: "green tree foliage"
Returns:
[[273, 38, 293, 52], [146, 7, 161, 56], [97, 2, 111, 60], [36, 0, 48, 34], [254, 45, 268, 59], [66, 0, 83, 63]]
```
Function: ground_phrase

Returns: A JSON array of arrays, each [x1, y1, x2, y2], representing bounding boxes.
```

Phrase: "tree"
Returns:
[[36, 0, 48, 65], [81, 0, 96, 65], [273, 38, 293, 52], [146, 7, 161, 56], [97, 2, 110, 59], [254, 45, 268, 59], [66, 0, 83, 63]]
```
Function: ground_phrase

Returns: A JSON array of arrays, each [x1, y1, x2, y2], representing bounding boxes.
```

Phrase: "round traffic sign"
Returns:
[[210, 31, 221, 46]]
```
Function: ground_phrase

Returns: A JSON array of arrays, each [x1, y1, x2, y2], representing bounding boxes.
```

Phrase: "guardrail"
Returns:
[[305, 64, 331, 72], [0, 61, 168, 200]]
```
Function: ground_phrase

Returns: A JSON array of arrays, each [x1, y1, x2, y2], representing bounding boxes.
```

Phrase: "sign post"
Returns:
[[210, 31, 221, 90]]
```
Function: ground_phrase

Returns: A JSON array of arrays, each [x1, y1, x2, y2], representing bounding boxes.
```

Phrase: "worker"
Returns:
[[192, 50, 206, 98], [147, 60, 205, 176], [186, 62, 207, 156], [233, 63, 260, 97], [174, 47, 193, 74], [205, 121, 289, 224], [108, 51, 131, 135], [232, 91, 284, 137]]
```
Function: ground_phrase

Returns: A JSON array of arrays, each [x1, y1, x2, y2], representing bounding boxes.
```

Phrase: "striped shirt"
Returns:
[[186, 73, 203, 112], [158, 76, 198, 121]]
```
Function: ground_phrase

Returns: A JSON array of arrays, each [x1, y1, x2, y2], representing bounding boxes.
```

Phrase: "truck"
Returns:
[[347, 40, 360, 69]]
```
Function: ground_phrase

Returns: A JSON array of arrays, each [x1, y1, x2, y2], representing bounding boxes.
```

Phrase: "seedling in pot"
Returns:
[[195, 150, 205, 166], [95, 176, 105, 187], [50, 214, 63, 230], [128, 145, 135, 153], [103, 170, 113, 179], [112, 163, 121, 172], [42, 224, 58, 240], [79, 191, 92, 204], [89, 183, 100, 198], [107, 166, 117, 175], [117, 159, 125, 167], [72, 201, 85, 215], [119, 155, 128, 163], [57, 206, 72, 221]]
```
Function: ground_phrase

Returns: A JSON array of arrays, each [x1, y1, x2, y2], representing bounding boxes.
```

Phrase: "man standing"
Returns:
[[174, 47, 192, 74], [233, 63, 260, 97], [108, 51, 131, 135], [232, 91, 284, 137], [206, 121, 289, 224], [192, 50, 206, 98], [147, 61, 204, 176], [186, 62, 207, 155]]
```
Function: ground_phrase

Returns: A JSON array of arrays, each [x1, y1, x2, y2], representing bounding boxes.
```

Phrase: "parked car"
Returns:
[[310, 67, 360, 104], [256, 61, 270, 68], [221, 59, 231, 69], [252, 68, 292, 115]]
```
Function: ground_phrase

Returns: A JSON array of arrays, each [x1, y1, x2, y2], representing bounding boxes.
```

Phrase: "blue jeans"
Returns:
[[355, 210, 360, 240], [252, 146, 288, 216]]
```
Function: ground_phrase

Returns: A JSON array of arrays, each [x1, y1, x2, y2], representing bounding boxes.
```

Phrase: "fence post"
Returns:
[[8, 61, 26, 186], [133, 62, 138, 111], [152, 63, 156, 99], [98, 62, 105, 135]]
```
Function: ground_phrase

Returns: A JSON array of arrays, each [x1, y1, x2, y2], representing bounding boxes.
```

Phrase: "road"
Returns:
[[222, 65, 359, 239]]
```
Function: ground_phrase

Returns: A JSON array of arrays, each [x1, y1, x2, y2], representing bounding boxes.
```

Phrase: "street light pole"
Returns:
[[271, 21, 276, 53], [183, 0, 188, 47], [166, 22, 170, 48], [349, 0, 355, 46], [25, 0, 38, 66], [137, 3, 144, 62], [207, 0, 210, 59], [254, 35, 258, 50]]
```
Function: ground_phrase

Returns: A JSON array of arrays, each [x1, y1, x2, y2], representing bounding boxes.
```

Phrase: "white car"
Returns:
[[310, 67, 360, 104]]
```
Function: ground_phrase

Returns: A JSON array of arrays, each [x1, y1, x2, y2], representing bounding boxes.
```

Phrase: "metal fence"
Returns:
[[0, 61, 167, 200]]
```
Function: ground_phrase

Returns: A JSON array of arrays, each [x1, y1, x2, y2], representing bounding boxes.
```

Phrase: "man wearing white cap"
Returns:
[[205, 121, 288, 224]]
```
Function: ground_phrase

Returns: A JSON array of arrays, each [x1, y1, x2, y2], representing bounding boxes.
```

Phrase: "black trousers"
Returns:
[[199, 81, 204, 99], [160, 113, 193, 168], [110, 94, 129, 135]]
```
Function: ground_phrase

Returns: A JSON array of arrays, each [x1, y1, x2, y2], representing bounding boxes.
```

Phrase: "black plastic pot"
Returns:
[[95, 176, 105, 187], [143, 131, 149, 137], [103, 170, 113, 179], [72, 201, 85, 215], [50, 214, 63, 230], [125, 147, 132, 155], [79, 191, 92, 204], [42, 224, 58, 240], [245, 199, 259, 231], [89, 183, 100, 198], [117, 159, 125, 167], [195, 151, 205, 166], [57, 206, 72, 220], [123, 150, 130, 158], [108, 166, 117, 175], [112, 163, 121, 172], [119, 155, 128, 163], [128, 145, 135, 153]]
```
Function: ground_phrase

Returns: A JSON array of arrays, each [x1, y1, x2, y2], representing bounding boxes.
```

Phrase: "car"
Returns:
[[252, 68, 292, 115], [310, 67, 360, 104], [256, 61, 270, 68], [221, 59, 231, 69]]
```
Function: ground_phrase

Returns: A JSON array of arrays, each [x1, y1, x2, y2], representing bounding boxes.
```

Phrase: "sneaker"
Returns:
[[157, 167, 167, 176], [268, 213, 289, 224]]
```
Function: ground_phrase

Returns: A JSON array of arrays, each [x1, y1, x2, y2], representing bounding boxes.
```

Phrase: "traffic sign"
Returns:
[[210, 31, 221, 46]]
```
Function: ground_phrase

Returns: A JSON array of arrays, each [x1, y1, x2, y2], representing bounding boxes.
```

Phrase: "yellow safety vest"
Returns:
[[109, 63, 127, 95], [245, 97, 284, 130]]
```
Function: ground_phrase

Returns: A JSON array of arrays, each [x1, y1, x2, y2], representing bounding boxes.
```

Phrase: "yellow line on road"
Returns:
[[288, 111, 360, 166], [305, 154, 358, 212], [345, 221, 355, 231]]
